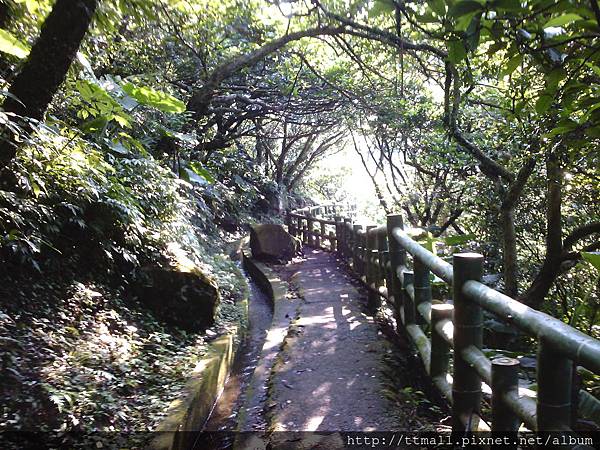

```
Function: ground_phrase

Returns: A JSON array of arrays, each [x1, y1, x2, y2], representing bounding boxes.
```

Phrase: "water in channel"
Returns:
[[190, 275, 273, 450]]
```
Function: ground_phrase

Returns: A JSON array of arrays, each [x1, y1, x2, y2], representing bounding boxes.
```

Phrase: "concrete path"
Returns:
[[268, 248, 400, 435]]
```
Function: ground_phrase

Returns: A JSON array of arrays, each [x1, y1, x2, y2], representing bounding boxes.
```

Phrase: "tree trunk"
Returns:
[[255, 120, 264, 167], [500, 205, 519, 297], [521, 151, 563, 307], [1, 0, 98, 167], [498, 157, 536, 298], [0, 1, 12, 76], [0, 1, 11, 28]]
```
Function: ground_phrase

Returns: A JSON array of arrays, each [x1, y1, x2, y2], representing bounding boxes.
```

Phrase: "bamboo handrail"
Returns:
[[288, 206, 600, 437]]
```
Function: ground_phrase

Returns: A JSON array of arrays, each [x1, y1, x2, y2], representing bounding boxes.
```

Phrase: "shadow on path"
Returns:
[[269, 248, 400, 433]]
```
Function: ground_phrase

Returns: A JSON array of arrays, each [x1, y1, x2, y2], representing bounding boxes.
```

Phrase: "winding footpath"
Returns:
[[265, 248, 400, 447]]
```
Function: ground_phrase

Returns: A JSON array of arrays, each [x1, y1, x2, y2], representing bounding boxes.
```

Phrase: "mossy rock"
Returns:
[[249, 224, 297, 263], [134, 255, 219, 332]]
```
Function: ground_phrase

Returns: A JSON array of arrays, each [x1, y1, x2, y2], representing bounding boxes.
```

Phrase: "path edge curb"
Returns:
[[234, 250, 297, 449], [149, 258, 250, 450]]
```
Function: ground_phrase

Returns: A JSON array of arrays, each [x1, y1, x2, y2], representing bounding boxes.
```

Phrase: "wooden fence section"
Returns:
[[287, 205, 600, 436]]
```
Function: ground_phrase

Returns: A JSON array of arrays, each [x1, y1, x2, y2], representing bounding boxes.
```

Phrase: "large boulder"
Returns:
[[250, 224, 298, 263], [134, 247, 219, 332]]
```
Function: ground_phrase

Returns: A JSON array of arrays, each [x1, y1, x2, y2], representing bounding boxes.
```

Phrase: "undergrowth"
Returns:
[[0, 122, 266, 442]]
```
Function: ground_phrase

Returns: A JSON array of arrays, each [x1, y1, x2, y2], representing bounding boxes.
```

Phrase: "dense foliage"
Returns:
[[0, 0, 598, 438]]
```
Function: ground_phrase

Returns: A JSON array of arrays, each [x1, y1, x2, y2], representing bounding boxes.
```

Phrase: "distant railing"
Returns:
[[287, 205, 600, 438]]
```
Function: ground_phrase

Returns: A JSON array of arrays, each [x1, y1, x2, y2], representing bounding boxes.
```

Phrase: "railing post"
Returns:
[[307, 213, 315, 247], [340, 219, 346, 258], [377, 230, 388, 292], [431, 304, 453, 379], [359, 231, 367, 276], [314, 219, 321, 248], [387, 215, 406, 330], [366, 225, 379, 310], [320, 221, 326, 250], [402, 271, 415, 325], [329, 230, 336, 252], [537, 336, 572, 431], [352, 224, 362, 274], [414, 258, 432, 325], [287, 213, 294, 237], [302, 218, 308, 245], [344, 218, 352, 259], [334, 216, 342, 256], [296, 216, 302, 241], [452, 253, 484, 432], [491, 357, 520, 442]]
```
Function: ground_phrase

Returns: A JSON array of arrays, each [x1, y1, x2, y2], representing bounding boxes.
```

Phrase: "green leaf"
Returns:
[[545, 67, 567, 89], [188, 161, 215, 183], [448, 1, 483, 18], [80, 116, 108, 133], [582, 252, 600, 272], [465, 13, 482, 51], [24, 0, 42, 14], [543, 13, 583, 28], [443, 233, 476, 246], [584, 126, 600, 138], [428, 0, 446, 17], [579, 391, 600, 423], [535, 94, 553, 114], [0, 89, 25, 106], [543, 119, 578, 138], [416, 12, 439, 23], [490, 0, 523, 11], [447, 40, 467, 63], [501, 54, 523, 77], [122, 83, 186, 114], [112, 114, 130, 128], [0, 29, 30, 59], [455, 11, 477, 31], [369, 0, 395, 18]]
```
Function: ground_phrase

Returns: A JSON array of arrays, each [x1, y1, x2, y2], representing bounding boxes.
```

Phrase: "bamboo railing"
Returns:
[[287, 206, 600, 438]]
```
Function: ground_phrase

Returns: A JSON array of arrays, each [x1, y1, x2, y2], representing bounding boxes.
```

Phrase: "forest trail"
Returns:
[[267, 249, 400, 439]]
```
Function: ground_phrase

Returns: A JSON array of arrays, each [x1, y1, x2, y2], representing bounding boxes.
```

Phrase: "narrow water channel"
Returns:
[[190, 274, 273, 450]]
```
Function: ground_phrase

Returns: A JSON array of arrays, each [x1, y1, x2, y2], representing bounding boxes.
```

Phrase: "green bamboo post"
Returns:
[[414, 258, 432, 325], [339, 217, 346, 258], [430, 304, 453, 378], [360, 227, 369, 274], [377, 230, 388, 291], [537, 336, 572, 430], [352, 224, 362, 274], [329, 230, 336, 252], [373, 230, 381, 290], [307, 214, 315, 247], [381, 233, 393, 296], [452, 253, 484, 432], [344, 218, 352, 259], [287, 214, 294, 237], [314, 219, 321, 248], [387, 214, 406, 331], [302, 218, 308, 245], [491, 357, 520, 441], [320, 221, 326, 250], [402, 271, 415, 325], [366, 225, 379, 310], [296, 216, 302, 240], [334, 216, 342, 256]]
